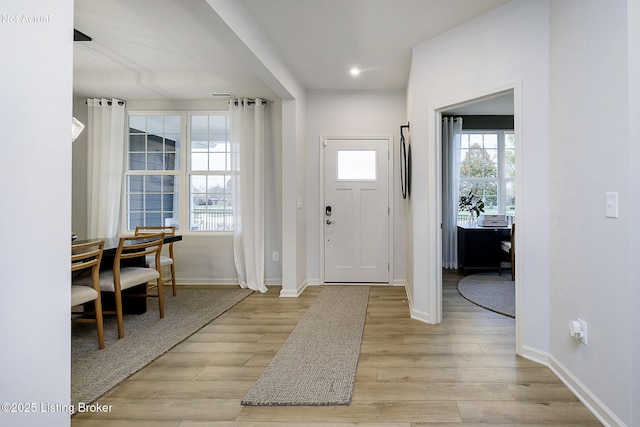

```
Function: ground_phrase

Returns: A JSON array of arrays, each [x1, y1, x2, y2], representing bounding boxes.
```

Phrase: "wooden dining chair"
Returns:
[[71, 240, 105, 350], [76, 233, 165, 339], [135, 225, 177, 296]]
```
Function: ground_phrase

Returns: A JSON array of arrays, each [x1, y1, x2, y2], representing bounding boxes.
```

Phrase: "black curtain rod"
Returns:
[[84, 100, 125, 106], [232, 99, 267, 106]]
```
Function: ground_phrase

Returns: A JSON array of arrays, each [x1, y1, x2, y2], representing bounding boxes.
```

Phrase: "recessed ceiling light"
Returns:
[[349, 67, 361, 76]]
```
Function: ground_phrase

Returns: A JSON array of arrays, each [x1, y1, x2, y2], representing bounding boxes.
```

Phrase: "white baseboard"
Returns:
[[176, 278, 283, 287], [546, 355, 626, 427], [519, 346, 625, 427], [400, 282, 433, 323], [402, 281, 412, 305], [520, 344, 550, 366], [409, 306, 431, 323], [175, 278, 239, 286], [279, 279, 308, 297]]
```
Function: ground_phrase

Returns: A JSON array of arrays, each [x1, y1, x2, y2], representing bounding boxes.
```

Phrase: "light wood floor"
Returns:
[[71, 269, 601, 426]]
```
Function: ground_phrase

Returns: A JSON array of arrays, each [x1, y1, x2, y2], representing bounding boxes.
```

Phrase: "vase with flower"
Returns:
[[459, 190, 485, 225]]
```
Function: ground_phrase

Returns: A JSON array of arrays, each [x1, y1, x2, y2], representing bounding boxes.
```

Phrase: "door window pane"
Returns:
[[337, 150, 376, 180]]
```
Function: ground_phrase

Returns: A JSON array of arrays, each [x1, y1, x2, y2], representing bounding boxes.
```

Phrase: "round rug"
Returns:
[[457, 272, 515, 318]]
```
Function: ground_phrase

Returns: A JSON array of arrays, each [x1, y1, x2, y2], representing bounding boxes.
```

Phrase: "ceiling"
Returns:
[[73, 0, 511, 101]]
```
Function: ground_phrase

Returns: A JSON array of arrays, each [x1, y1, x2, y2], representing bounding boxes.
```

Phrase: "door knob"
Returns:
[[326, 219, 334, 225]]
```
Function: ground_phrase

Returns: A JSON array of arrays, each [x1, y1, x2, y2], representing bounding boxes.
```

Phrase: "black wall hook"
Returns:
[[400, 122, 410, 140], [400, 122, 410, 199]]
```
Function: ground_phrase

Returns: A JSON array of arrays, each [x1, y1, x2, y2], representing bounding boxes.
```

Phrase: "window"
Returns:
[[126, 114, 181, 230], [188, 114, 233, 231], [125, 111, 232, 233], [459, 131, 515, 217], [337, 150, 377, 180]]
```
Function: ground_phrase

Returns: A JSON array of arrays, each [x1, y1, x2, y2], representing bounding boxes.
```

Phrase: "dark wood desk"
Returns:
[[75, 235, 182, 314], [457, 224, 510, 275]]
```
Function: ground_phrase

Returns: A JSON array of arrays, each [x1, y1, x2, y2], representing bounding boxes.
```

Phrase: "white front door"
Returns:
[[323, 138, 390, 283]]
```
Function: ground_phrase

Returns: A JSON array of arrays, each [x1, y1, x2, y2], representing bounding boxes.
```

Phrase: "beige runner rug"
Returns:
[[242, 285, 370, 406]]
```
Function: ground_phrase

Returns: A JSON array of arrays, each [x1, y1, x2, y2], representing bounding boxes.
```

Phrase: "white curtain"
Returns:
[[87, 98, 126, 238], [442, 117, 463, 269], [230, 98, 268, 293]]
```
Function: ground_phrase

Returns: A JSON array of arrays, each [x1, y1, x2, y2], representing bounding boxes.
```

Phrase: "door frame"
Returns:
[[319, 135, 394, 285], [433, 81, 523, 354]]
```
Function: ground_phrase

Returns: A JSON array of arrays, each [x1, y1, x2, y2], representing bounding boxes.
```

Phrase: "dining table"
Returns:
[[74, 234, 182, 314]]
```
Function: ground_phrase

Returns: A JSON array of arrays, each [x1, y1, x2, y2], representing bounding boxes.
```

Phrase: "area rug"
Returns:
[[457, 272, 515, 318], [71, 287, 252, 408], [242, 285, 370, 406]]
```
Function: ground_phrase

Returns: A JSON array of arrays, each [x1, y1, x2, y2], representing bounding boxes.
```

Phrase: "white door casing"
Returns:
[[322, 137, 390, 283]]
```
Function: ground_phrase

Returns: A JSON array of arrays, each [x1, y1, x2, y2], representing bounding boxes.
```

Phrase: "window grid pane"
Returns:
[[128, 115, 181, 171], [126, 174, 178, 230], [189, 113, 232, 231], [189, 175, 233, 231], [126, 114, 181, 231], [458, 131, 515, 218]]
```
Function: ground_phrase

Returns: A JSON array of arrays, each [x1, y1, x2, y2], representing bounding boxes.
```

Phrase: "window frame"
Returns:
[[459, 129, 515, 217], [122, 110, 233, 236], [187, 112, 235, 233]]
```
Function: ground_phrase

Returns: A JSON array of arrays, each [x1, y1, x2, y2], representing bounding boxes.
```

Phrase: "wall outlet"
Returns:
[[605, 192, 619, 218], [570, 318, 588, 345], [577, 318, 588, 345], [272, 251, 279, 262]]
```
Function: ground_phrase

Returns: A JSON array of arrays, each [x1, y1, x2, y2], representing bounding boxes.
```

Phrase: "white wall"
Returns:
[[0, 1, 73, 425], [295, 97, 308, 289], [409, 0, 637, 424], [629, 1, 640, 423], [266, 99, 283, 283], [305, 90, 407, 284], [408, 0, 550, 353], [72, 96, 89, 238], [549, 1, 632, 425]]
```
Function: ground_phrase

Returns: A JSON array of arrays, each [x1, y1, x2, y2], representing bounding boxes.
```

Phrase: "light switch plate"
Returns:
[[605, 192, 619, 218]]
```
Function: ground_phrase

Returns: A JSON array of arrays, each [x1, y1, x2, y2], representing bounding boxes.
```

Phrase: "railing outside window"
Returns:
[[190, 208, 233, 231]]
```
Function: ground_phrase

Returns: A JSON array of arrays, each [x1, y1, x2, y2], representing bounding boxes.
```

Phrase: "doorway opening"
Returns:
[[435, 85, 522, 353]]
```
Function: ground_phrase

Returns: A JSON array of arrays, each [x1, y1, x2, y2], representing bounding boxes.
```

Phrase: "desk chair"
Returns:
[[77, 234, 164, 339], [71, 240, 105, 350], [135, 225, 177, 296], [500, 223, 515, 280]]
